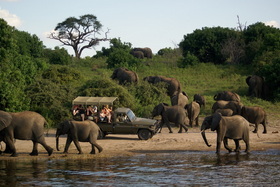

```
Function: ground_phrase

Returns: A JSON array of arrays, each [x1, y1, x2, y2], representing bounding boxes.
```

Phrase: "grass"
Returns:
[[71, 56, 280, 127]]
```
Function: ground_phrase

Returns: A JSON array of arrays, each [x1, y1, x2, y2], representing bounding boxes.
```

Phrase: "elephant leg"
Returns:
[[253, 123, 258, 133], [30, 141, 39, 156], [165, 122, 173, 133], [90, 142, 103, 154], [223, 138, 233, 153], [4, 143, 13, 154], [262, 122, 267, 134], [216, 137, 222, 154], [233, 139, 240, 152], [73, 139, 83, 154], [158, 126, 162, 133], [37, 138, 53, 156], [89, 135, 103, 154], [189, 120, 193, 128], [64, 137, 73, 154], [5, 138, 17, 157], [4, 133, 17, 157], [178, 124, 188, 133], [90, 143, 96, 154], [155, 122, 163, 133], [195, 117, 199, 127], [244, 139, 250, 153]]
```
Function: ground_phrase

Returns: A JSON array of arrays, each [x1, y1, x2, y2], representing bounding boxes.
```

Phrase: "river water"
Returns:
[[0, 150, 279, 186]]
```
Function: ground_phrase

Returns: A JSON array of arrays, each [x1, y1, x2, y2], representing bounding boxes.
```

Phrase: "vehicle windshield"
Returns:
[[127, 110, 136, 121]]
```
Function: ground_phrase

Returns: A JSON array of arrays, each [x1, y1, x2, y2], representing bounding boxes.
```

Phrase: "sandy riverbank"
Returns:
[[1, 124, 279, 160]]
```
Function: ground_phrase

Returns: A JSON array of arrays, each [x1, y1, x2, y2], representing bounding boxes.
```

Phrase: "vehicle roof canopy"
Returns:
[[72, 96, 118, 106], [114, 108, 130, 113]]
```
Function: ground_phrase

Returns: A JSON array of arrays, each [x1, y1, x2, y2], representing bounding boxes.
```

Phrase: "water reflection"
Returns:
[[0, 150, 279, 186]]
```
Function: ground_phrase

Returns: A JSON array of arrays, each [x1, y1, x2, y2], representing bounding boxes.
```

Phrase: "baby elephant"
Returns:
[[56, 120, 103, 154]]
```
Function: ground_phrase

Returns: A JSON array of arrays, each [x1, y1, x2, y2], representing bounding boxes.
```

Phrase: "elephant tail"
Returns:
[[44, 120, 50, 137]]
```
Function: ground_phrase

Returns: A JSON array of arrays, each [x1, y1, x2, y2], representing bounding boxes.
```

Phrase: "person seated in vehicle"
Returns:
[[117, 113, 128, 122], [78, 105, 86, 121], [72, 105, 79, 116], [86, 105, 98, 122], [100, 105, 112, 123]]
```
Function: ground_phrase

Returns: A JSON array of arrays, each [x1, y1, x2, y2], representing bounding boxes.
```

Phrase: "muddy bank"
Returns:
[[0, 124, 279, 160]]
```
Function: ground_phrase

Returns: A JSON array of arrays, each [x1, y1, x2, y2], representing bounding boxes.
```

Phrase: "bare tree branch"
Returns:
[[237, 15, 247, 32]]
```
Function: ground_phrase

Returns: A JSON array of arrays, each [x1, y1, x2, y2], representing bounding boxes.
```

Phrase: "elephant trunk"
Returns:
[[201, 130, 211, 147], [56, 132, 60, 151]]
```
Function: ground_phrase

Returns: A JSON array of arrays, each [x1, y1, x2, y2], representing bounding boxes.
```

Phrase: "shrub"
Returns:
[[43, 47, 72, 65], [78, 78, 135, 109], [177, 52, 200, 68]]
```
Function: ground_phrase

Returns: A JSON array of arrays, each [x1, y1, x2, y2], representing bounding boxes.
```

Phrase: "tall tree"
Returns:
[[49, 14, 109, 58]]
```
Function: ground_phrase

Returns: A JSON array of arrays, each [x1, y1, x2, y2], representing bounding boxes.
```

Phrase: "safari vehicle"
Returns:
[[72, 96, 159, 140]]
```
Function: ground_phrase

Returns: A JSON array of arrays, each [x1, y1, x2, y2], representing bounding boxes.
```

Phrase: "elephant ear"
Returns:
[[246, 76, 251, 85], [0, 111, 12, 131], [211, 113, 222, 131]]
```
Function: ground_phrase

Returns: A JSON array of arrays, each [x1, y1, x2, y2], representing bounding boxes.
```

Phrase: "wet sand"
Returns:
[[1, 124, 279, 160]]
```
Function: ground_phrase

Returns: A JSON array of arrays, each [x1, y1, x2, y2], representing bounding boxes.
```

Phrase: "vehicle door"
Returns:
[[113, 112, 136, 134]]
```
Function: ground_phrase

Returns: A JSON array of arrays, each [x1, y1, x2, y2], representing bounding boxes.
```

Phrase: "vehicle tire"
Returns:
[[138, 129, 152, 140]]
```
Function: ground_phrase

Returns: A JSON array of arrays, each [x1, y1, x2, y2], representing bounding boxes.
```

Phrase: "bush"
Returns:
[[106, 48, 140, 68], [78, 78, 135, 109], [129, 81, 168, 117], [177, 52, 200, 68], [43, 47, 72, 65], [257, 56, 280, 101]]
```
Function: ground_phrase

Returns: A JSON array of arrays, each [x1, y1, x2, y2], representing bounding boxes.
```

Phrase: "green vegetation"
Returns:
[[0, 18, 279, 127]]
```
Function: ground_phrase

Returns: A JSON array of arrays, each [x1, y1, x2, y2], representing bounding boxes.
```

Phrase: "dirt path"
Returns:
[[1, 125, 279, 160]]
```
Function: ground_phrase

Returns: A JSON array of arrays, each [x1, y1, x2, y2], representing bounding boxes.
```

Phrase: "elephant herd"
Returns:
[[202, 90, 268, 154], [0, 110, 103, 157], [153, 89, 268, 154], [0, 71, 269, 156]]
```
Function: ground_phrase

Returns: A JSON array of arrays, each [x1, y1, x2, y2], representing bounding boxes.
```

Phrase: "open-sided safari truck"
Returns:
[[72, 96, 159, 140]]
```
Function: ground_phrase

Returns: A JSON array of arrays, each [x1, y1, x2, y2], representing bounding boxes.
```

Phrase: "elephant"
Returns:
[[171, 91, 189, 108], [56, 120, 103, 154], [201, 113, 250, 154], [241, 106, 267, 134], [144, 75, 181, 97], [246, 75, 268, 99], [152, 103, 188, 133], [111, 67, 139, 85], [130, 50, 144, 59], [132, 47, 153, 58], [186, 101, 200, 127], [215, 108, 233, 116], [0, 110, 53, 157], [214, 91, 241, 102], [212, 100, 243, 115], [193, 94, 206, 108]]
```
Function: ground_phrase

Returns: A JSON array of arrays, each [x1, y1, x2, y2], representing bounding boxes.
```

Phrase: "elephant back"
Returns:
[[111, 67, 138, 84], [132, 47, 153, 58], [214, 91, 240, 102], [171, 92, 189, 107]]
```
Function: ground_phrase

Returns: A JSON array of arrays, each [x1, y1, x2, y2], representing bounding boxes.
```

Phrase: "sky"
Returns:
[[1, 0, 280, 57]]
